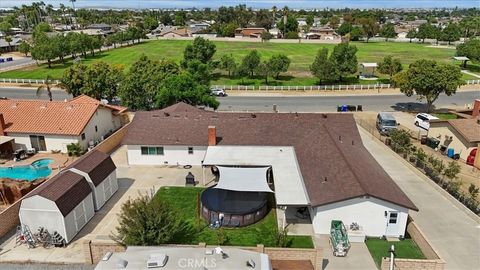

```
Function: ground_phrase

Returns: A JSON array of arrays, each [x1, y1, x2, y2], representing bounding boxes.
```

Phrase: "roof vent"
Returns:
[[66, 104, 73, 110], [338, 135, 342, 142], [251, 113, 256, 118], [40, 103, 47, 109], [322, 113, 328, 118], [11, 102, 18, 108], [147, 253, 168, 268], [163, 112, 170, 117]]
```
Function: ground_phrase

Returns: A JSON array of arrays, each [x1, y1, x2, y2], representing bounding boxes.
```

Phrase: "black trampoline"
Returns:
[[200, 186, 269, 227]]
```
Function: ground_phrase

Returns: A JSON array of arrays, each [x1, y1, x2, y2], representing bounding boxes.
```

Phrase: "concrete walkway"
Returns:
[[314, 235, 377, 270], [359, 128, 480, 270], [462, 70, 480, 79]]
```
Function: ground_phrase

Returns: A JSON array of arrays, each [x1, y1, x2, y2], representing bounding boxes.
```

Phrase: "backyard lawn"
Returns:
[[365, 237, 426, 268], [154, 186, 314, 248], [0, 40, 469, 86], [432, 112, 458, 120]]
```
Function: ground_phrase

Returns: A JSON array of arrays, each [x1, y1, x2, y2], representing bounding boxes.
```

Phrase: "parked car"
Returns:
[[211, 87, 226, 97], [376, 112, 398, 135], [414, 113, 439, 130], [466, 148, 477, 166]]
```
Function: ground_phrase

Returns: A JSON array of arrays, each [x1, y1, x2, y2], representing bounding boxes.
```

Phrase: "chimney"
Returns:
[[0, 114, 6, 136], [208, 126, 216, 146], [472, 99, 480, 118]]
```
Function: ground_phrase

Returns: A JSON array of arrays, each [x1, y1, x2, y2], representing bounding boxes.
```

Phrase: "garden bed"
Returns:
[[365, 237, 426, 268], [153, 186, 314, 248]]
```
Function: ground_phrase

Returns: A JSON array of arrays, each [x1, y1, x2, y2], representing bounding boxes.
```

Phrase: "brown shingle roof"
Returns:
[[123, 103, 417, 210], [0, 95, 125, 136], [448, 118, 480, 143], [70, 150, 116, 186], [28, 170, 92, 216], [271, 260, 314, 270]]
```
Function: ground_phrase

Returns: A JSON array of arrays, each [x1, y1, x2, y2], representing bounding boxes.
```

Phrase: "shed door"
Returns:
[[385, 211, 399, 236], [73, 201, 87, 231]]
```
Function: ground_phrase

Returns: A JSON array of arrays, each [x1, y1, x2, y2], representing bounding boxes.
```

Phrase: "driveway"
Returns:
[[314, 234, 377, 270], [359, 127, 480, 270]]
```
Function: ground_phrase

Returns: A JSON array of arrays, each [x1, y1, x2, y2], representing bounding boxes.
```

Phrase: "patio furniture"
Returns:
[[185, 172, 195, 186]]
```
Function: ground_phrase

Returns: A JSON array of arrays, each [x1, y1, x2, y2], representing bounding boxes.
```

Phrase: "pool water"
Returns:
[[0, 159, 53, 181]]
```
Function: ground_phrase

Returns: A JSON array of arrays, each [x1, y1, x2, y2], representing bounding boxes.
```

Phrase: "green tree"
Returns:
[[18, 40, 31, 56], [0, 21, 12, 35], [31, 33, 59, 68], [378, 55, 403, 79], [254, 9, 273, 30], [337, 22, 353, 36], [277, 15, 298, 38], [61, 63, 87, 97], [174, 11, 187, 26], [329, 16, 340, 29], [443, 161, 461, 179], [185, 60, 212, 86], [36, 75, 56, 101], [456, 39, 480, 62], [416, 23, 434, 43], [330, 43, 358, 81], [4, 36, 12, 52], [156, 73, 219, 109], [181, 37, 216, 68], [359, 17, 379, 42], [261, 31, 273, 42], [114, 192, 191, 246], [144, 16, 159, 31], [160, 13, 173, 25], [220, 54, 237, 77], [380, 23, 397, 41], [306, 15, 314, 27], [310, 48, 339, 84], [268, 54, 291, 79], [406, 29, 416, 43], [119, 55, 179, 110], [349, 26, 364, 41], [241, 50, 261, 77], [82, 62, 124, 101], [441, 23, 461, 45], [393, 60, 464, 112], [255, 61, 272, 84]]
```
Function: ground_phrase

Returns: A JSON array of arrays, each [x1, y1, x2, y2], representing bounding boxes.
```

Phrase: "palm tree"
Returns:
[[272, 6, 277, 27], [36, 75, 56, 101], [70, 0, 76, 26], [4, 36, 12, 52]]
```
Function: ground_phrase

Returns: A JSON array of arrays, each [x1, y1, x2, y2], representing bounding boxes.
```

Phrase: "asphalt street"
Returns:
[[0, 87, 478, 112]]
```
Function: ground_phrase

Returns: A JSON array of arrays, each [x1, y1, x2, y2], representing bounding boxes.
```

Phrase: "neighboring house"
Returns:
[[0, 37, 22, 53], [19, 150, 118, 243], [87, 23, 112, 32], [306, 27, 338, 40], [429, 107, 480, 161], [0, 95, 127, 153], [122, 103, 417, 238], [235, 28, 266, 38], [159, 28, 192, 37]]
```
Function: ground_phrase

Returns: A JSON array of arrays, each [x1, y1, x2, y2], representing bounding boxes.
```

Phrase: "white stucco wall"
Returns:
[[310, 197, 409, 237], [78, 107, 122, 150], [127, 145, 208, 166], [428, 123, 477, 161], [19, 196, 66, 240], [10, 132, 78, 153]]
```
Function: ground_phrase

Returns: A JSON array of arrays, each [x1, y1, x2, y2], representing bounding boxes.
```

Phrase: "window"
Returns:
[[95, 125, 98, 132], [389, 213, 398, 224], [29, 135, 46, 151], [188, 147, 194, 155], [81, 133, 86, 140], [141, 146, 164, 155]]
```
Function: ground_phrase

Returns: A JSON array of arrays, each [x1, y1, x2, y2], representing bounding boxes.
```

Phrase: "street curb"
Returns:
[[358, 126, 480, 224]]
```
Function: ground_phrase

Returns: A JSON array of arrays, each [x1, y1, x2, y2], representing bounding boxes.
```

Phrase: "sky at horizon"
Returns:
[[0, 0, 478, 9]]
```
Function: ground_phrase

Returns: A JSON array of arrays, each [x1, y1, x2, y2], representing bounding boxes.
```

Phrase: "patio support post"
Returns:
[[202, 166, 205, 186]]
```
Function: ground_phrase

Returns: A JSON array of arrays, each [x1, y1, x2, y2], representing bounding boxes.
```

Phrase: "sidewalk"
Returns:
[[359, 127, 480, 270]]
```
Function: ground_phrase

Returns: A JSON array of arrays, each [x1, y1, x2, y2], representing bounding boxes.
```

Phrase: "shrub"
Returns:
[[113, 192, 195, 246], [390, 129, 411, 152], [275, 226, 292, 248], [443, 161, 461, 180], [66, 143, 85, 157]]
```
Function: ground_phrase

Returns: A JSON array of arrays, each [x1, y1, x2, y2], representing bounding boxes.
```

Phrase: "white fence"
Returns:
[[465, 79, 480, 85], [0, 78, 61, 84], [212, 84, 393, 91]]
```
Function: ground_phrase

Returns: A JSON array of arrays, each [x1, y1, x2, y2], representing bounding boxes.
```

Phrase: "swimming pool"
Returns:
[[0, 159, 54, 181]]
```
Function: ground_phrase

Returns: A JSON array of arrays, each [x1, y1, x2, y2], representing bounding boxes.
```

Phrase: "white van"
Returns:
[[414, 113, 439, 130]]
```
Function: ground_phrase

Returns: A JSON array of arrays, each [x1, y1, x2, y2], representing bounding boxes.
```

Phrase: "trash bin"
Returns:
[[420, 136, 427, 145], [385, 138, 391, 146], [357, 105, 363, 111], [447, 148, 454, 158], [337, 106, 342, 112], [347, 105, 356, 112], [341, 105, 347, 112]]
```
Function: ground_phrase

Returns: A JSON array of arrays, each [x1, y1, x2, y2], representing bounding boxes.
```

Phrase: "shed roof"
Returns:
[[70, 150, 117, 186], [452, 56, 469, 61], [361, 63, 378, 68], [123, 103, 417, 210], [28, 170, 92, 216]]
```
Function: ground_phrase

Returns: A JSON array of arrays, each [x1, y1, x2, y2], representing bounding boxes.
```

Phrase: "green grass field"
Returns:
[[1, 40, 474, 86], [365, 238, 426, 268], [154, 186, 314, 248]]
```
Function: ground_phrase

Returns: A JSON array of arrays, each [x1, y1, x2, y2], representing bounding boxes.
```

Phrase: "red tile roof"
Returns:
[[123, 103, 417, 210], [0, 95, 126, 136]]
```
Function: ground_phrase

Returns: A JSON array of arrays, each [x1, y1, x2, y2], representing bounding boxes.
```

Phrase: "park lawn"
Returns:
[[365, 238, 426, 268], [0, 40, 461, 83], [154, 186, 314, 248]]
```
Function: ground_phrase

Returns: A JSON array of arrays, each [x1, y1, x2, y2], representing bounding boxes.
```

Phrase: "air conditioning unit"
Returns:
[[147, 254, 168, 268]]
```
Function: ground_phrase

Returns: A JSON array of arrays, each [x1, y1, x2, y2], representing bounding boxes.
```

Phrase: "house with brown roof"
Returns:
[[0, 95, 127, 154], [122, 103, 417, 238], [19, 150, 118, 244], [235, 28, 267, 38], [429, 113, 480, 163]]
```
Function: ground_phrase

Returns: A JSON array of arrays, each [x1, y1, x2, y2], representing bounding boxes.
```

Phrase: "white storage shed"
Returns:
[[69, 150, 118, 210], [19, 171, 95, 243]]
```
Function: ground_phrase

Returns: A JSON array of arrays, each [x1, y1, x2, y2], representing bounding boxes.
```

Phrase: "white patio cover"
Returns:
[[214, 166, 273, 193], [203, 146, 309, 205], [361, 62, 378, 68]]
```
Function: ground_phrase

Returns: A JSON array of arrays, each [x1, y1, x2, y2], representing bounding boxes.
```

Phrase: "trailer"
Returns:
[[330, 220, 351, 257]]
